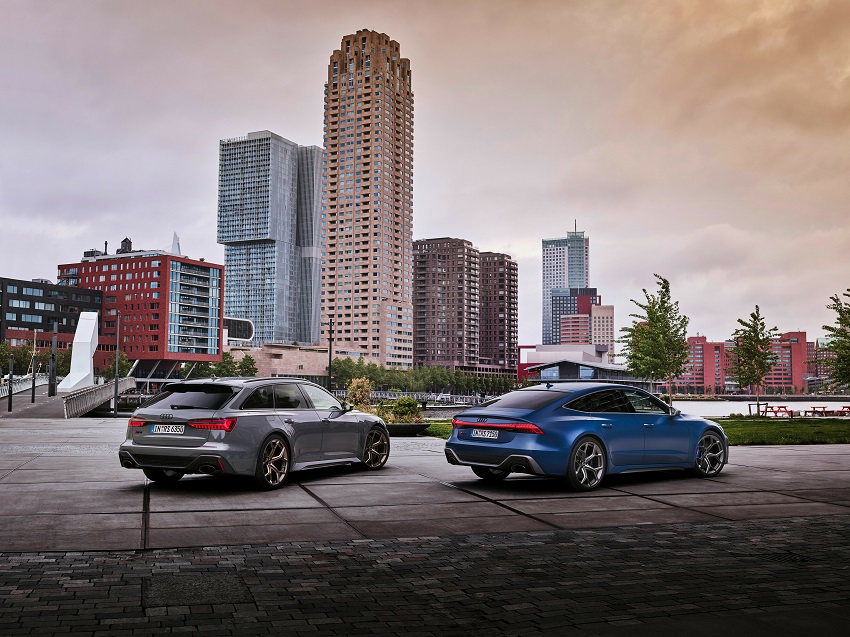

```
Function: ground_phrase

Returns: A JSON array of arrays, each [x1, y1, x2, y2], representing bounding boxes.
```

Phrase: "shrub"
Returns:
[[392, 396, 422, 423], [347, 377, 373, 411]]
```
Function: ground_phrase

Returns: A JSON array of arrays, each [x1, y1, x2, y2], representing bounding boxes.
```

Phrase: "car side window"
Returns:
[[241, 387, 274, 410], [566, 390, 635, 413], [274, 384, 305, 409], [300, 384, 343, 411], [623, 390, 669, 415]]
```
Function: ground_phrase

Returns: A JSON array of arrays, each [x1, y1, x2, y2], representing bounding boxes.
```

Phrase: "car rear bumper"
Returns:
[[444, 446, 547, 476], [119, 446, 243, 476]]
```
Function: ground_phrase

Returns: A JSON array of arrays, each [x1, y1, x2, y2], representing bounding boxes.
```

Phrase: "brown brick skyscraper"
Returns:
[[320, 30, 414, 369]]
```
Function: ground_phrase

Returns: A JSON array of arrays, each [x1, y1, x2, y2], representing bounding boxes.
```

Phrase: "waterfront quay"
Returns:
[[0, 417, 848, 635]]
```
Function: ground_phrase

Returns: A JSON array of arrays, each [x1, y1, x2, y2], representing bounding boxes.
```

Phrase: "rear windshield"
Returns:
[[480, 389, 570, 411], [141, 384, 237, 410]]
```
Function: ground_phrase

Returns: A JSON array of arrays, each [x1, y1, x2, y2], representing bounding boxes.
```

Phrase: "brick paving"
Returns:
[[1, 515, 849, 635]]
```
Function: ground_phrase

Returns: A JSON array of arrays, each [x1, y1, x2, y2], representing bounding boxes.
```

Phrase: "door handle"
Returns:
[[643, 423, 655, 428], [283, 418, 294, 424], [601, 424, 613, 429]]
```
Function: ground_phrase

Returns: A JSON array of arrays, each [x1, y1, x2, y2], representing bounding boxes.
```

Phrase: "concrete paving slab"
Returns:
[[0, 467, 139, 483], [0, 512, 140, 532], [346, 514, 552, 538], [294, 464, 438, 485], [538, 507, 723, 528], [508, 495, 671, 514], [607, 475, 751, 495], [649, 491, 813, 507], [0, 456, 38, 469], [693, 501, 850, 520], [303, 480, 480, 507], [455, 477, 625, 500], [333, 501, 514, 522], [150, 507, 340, 528], [147, 522, 360, 548], [0, 528, 141, 552], [148, 478, 324, 512], [0, 484, 142, 515], [777, 487, 850, 504]]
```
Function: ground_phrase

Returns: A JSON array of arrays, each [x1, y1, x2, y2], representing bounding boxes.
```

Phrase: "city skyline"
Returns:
[[1, 1, 848, 347]]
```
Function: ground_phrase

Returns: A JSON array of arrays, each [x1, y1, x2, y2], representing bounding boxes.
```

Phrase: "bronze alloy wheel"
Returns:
[[256, 435, 289, 489], [694, 431, 726, 477], [362, 428, 390, 469]]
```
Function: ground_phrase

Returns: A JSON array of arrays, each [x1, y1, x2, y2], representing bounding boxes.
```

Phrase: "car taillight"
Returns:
[[451, 418, 544, 435], [188, 418, 237, 432], [128, 418, 145, 427]]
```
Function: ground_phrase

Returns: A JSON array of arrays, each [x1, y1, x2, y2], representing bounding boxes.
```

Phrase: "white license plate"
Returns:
[[151, 424, 184, 434], [471, 429, 498, 439]]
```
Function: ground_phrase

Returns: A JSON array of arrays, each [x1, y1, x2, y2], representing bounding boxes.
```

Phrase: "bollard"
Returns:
[[7, 355, 12, 413]]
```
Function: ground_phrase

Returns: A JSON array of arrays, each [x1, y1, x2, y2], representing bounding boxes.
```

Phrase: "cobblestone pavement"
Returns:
[[1, 515, 849, 635]]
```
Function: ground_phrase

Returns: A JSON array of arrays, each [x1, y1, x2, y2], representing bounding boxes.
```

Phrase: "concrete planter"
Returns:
[[386, 423, 430, 436]]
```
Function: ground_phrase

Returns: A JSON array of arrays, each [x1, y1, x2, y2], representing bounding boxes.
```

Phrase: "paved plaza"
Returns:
[[1, 416, 849, 634]]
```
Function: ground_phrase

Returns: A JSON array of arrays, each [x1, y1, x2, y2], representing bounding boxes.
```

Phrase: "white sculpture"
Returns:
[[58, 312, 100, 393]]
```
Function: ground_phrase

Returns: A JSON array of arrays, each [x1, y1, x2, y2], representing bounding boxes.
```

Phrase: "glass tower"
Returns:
[[541, 230, 589, 344], [217, 131, 322, 345]]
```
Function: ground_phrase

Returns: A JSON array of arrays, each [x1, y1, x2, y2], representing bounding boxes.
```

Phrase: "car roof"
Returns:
[[519, 382, 647, 394], [165, 377, 315, 389]]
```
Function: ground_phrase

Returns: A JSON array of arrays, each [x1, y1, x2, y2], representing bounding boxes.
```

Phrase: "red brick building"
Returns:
[[57, 239, 224, 386]]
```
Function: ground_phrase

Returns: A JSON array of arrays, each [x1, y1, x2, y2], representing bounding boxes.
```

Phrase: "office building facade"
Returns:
[[321, 29, 414, 367], [218, 131, 322, 346], [542, 231, 589, 344]]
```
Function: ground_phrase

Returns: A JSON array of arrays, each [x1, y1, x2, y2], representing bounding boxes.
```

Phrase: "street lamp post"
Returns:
[[326, 316, 335, 391]]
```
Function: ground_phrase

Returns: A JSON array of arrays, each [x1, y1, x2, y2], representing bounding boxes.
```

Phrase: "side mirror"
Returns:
[[670, 408, 681, 417], [342, 401, 354, 413]]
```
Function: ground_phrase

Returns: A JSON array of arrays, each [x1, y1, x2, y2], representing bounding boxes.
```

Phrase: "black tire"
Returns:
[[255, 434, 290, 489], [693, 430, 726, 477], [362, 427, 390, 470], [143, 468, 184, 485], [566, 436, 606, 491], [471, 466, 509, 482]]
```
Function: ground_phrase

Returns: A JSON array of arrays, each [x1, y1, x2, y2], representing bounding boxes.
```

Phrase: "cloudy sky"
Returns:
[[2, 0, 848, 346]]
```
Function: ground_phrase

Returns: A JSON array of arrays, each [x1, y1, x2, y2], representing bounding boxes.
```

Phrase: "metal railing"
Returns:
[[0, 374, 50, 399], [63, 378, 136, 418], [332, 390, 492, 406]]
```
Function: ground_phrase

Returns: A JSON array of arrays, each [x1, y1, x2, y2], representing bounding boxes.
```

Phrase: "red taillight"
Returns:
[[188, 418, 237, 432], [451, 418, 544, 435], [128, 418, 145, 427]]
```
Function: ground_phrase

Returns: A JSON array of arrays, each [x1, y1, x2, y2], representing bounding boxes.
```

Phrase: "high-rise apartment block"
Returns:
[[217, 131, 322, 346], [413, 238, 479, 367], [559, 303, 615, 359], [479, 252, 519, 368], [321, 30, 414, 367], [542, 230, 589, 344], [413, 238, 517, 374]]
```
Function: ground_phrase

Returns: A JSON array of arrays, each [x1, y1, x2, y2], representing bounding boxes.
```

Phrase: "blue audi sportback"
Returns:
[[445, 382, 728, 490]]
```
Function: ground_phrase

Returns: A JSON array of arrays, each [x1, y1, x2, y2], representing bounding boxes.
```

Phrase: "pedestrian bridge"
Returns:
[[62, 378, 137, 418]]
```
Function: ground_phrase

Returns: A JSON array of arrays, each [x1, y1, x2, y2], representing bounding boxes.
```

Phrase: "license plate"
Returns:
[[151, 424, 184, 434], [471, 429, 498, 439]]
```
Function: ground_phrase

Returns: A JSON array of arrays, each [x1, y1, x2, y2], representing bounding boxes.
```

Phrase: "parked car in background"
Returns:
[[119, 377, 390, 489], [445, 382, 728, 491]]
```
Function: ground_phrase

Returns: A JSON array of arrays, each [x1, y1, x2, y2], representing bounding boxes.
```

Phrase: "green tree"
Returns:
[[347, 377, 373, 411], [212, 351, 238, 377], [236, 354, 258, 377], [821, 289, 850, 390], [183, 361, 213, 379], [55, 348, 72, 377], [619, 274, 690, 399], [101, 350, 133, 381], [726, 305, 779, 414]]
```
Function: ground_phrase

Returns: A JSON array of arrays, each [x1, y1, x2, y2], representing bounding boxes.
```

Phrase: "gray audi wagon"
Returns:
[[118, 377, 390, 489]]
